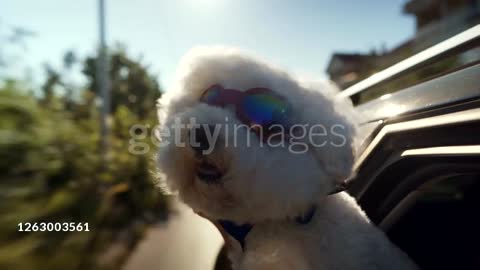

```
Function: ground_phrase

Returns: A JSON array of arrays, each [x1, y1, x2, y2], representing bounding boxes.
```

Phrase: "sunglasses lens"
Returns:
[[201, 85, 222, 104], [242, 93, 290, 126]]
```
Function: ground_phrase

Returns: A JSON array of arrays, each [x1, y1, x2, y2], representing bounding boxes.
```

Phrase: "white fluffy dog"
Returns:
[[156, 47, 418, 270]]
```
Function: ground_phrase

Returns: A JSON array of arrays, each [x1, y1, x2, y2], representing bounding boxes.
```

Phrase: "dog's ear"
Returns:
[[325, 95, 361, 184], [321, 138, 356, 184], [299, 80, 359, 187]]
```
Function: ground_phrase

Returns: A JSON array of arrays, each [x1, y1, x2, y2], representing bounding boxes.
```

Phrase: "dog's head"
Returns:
[[156, 47, 357, 224]]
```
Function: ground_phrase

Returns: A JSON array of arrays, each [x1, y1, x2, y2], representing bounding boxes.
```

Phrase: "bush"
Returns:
[[0, 66, 167, 269]]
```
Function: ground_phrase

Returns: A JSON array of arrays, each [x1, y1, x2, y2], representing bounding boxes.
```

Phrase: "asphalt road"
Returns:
[[123, 201, 224, 270]]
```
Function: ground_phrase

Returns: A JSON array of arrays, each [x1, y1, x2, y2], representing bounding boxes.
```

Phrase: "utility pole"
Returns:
[[97, 0, 110, 160]]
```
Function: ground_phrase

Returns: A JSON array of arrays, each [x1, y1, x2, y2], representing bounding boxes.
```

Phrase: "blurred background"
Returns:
[[1, 0, 479, 269]]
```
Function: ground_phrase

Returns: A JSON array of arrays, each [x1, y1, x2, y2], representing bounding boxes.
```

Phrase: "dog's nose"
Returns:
[[189, 125, 215, 154]]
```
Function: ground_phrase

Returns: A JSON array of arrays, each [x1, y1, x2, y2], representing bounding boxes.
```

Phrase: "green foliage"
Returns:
[[0, 48, 168, 270], [83, 47, 161, 119]]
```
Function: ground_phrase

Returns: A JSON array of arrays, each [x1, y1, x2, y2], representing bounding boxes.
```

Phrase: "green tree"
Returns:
[[0, 46, 168, 270], [83, 47, 161, 119]]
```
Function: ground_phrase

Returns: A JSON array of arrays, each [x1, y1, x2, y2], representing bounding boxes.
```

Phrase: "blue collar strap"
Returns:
[[217, 205, 317, 251], [217, 220, 253, 250], [294, 205, 317, 224], [216, 183, 347, 251]]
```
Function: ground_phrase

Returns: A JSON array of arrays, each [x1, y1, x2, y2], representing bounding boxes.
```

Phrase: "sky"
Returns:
[[2, 0, 415, 90]]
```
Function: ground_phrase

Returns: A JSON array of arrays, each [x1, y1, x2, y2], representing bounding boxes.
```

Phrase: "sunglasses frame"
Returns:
[[200, 84, 291, 136]]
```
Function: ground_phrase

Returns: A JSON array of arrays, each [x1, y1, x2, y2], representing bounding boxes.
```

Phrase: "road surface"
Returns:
[[123, 201, 224, 270]]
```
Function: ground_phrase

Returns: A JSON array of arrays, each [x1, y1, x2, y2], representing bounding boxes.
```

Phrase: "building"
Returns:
[[404, 0, 479, 51], [326, 0, 480, 90], [325, 53, 380, 89]]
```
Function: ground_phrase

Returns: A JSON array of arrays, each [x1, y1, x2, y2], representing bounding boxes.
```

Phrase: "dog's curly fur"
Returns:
[[156, 47, 418, 270]]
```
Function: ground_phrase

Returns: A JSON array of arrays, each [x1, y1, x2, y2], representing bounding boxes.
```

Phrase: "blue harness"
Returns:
[[217, 205, 317, 250]]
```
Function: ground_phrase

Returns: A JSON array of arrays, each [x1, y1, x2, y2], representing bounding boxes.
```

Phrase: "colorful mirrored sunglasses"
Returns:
[[200, 84, 292, 137]]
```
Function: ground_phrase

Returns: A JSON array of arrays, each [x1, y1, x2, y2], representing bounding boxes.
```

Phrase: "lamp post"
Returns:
[[97, 0, 110, 160]]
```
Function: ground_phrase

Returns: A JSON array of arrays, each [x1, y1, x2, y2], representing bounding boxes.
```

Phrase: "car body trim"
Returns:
[[337, 24, 480, 99], [354, 107, 480, 171], [401, 145, 480, 156]]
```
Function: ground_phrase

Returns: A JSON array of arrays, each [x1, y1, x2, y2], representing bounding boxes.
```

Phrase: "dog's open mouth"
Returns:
[[195, 159, 223, 183]]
